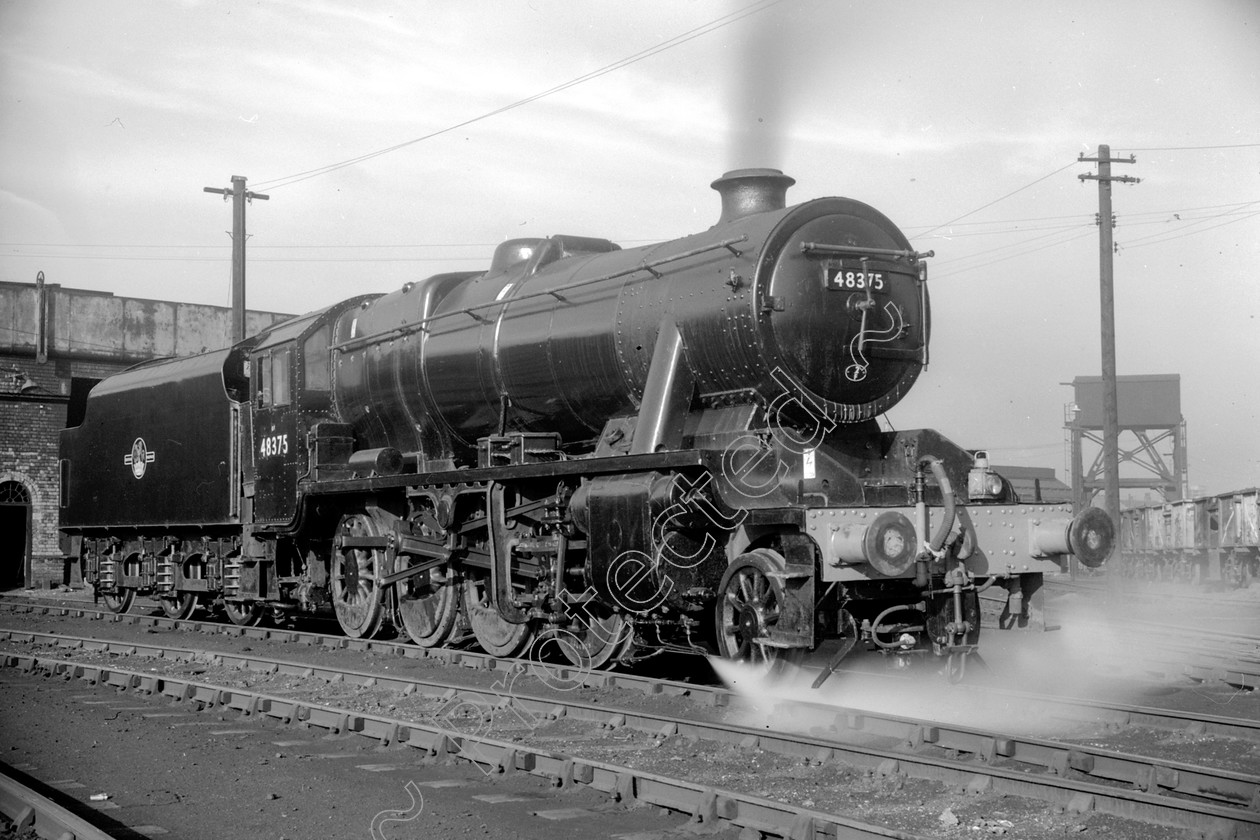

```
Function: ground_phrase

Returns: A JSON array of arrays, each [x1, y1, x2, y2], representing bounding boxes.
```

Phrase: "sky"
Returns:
[[1, 0, 1257, 497]]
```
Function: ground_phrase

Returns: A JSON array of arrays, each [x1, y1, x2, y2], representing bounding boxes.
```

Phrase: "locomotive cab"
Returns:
[[247, 297, 380, 529], [249, 313, 320, 527]]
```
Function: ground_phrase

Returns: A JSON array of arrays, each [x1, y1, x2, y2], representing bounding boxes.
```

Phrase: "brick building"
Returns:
[[0, 276, 291, 590]]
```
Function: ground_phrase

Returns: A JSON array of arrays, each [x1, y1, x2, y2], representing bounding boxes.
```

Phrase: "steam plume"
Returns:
[[726, 12, 792, 170]]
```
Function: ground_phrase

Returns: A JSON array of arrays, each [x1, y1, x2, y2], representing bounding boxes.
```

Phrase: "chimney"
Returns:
[[710, 168, 795, 225]]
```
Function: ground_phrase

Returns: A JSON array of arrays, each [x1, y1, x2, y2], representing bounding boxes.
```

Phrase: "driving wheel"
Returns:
[[395, 556, 459, 647], [462, 571, 533, 657], [714, 549, 805, 675], [331, 511, 388, 639]]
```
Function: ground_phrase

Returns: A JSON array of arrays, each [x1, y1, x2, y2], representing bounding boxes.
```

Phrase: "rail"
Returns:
[[0, 763, 120, 840]]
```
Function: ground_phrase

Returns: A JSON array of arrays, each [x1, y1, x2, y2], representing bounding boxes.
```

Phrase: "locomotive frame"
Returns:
[[60, 169, 1114, 682]]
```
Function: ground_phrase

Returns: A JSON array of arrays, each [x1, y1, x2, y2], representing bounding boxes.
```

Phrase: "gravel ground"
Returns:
[[1, 665, 722, 840]]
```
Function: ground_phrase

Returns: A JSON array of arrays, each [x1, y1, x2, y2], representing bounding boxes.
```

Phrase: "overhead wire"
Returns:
[[913, 161, 1080, 239], [928, 228, 1096, 281], [1118, 205, 1260, 251], [910, 139, 1257, 246], [0, 242, 499, 250], [5, 202, 1252, 266], [249, 0, 788, 193], [928, 224, 1093, 267], [1114, 142, 1260, 152], [911, 160, 1098, 278], [5, 147, 1255, 268], [905, 144, 1259, 277], [0, 252, 489, 264], [915, 221, 1090, 240], [4, 202, 1253, 266], [923, 203, 1259, 279], [907, 200, 1258, 238], [10, 201, 1251, 253]]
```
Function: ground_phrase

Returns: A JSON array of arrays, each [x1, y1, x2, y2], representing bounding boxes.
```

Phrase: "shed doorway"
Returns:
[[0, 481, 31, 589]]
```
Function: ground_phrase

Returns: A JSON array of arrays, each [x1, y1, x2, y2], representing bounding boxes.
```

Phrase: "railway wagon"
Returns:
[[60, 169, 1113, 682], [1118, 489, 1260, 586]]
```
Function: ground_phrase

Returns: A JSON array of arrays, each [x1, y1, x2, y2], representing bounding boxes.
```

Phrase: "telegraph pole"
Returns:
[[203, 176, 269, 345], [1077, 145, 1139, 535]]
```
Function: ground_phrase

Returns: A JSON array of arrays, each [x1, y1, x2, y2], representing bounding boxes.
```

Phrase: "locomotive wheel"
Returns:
[[100, 588, 135, 615], [549, 605, 633, 671], [714, 550, 805, 674], [100, 553, 139, 614], [332, 512, 388, 639], [462, 572, 533, 657], [394, 558, 459, 648], [159, 553, 205, 620], [159, 594, 197, 620], [223, 600, 264, 626]]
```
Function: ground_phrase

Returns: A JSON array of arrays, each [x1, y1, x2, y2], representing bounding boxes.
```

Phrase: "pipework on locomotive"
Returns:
[[59, 169, 1114, 683]]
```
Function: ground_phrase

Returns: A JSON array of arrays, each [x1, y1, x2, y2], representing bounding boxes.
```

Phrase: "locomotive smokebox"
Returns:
[[711, 168, 796, 224]]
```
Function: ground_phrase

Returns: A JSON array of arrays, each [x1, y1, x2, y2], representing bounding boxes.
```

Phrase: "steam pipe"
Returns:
[[869, 603, 924, 651], [917, 456, 956, 560], [630, 316, 695, 455]]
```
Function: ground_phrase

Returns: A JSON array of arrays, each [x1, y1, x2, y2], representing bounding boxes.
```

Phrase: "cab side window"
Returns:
[[255, 345, 293, 407], [272, 346, 292, 406], [302, 325, 331, 392], [256, 354, 272, 406]]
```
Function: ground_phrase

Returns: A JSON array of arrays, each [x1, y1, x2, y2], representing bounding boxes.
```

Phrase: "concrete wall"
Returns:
[[2, 280, 289, 361]]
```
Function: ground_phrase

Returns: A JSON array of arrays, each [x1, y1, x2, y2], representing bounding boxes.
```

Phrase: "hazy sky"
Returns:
[[2, 0, 1257, 496]]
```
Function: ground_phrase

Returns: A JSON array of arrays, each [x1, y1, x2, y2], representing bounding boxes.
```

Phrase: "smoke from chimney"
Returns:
[[726, 13, 793, 170]]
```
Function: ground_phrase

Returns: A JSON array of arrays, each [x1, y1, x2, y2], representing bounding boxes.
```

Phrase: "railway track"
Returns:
[[0, 761, 117, 840], [1045, 575, 1260, 600], [0, 647, 922, 840], [1035, 578, 1260, 690], [1, 624, 1257, 839], [4, 596, 1257, 721], [0, 660, 719, 840], [1044, 577, 1260, 626]]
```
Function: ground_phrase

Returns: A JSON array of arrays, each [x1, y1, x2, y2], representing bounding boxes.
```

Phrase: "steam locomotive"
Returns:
[[59, 169, 1113, 681]]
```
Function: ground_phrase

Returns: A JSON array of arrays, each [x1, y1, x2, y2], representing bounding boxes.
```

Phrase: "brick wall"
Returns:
[[2, 350, 135, 587], [2, 352, 112, 588], [0, 403, 65, 554]]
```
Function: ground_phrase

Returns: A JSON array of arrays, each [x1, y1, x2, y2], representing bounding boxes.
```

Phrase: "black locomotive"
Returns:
[[59, 169, 1113, 680]]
